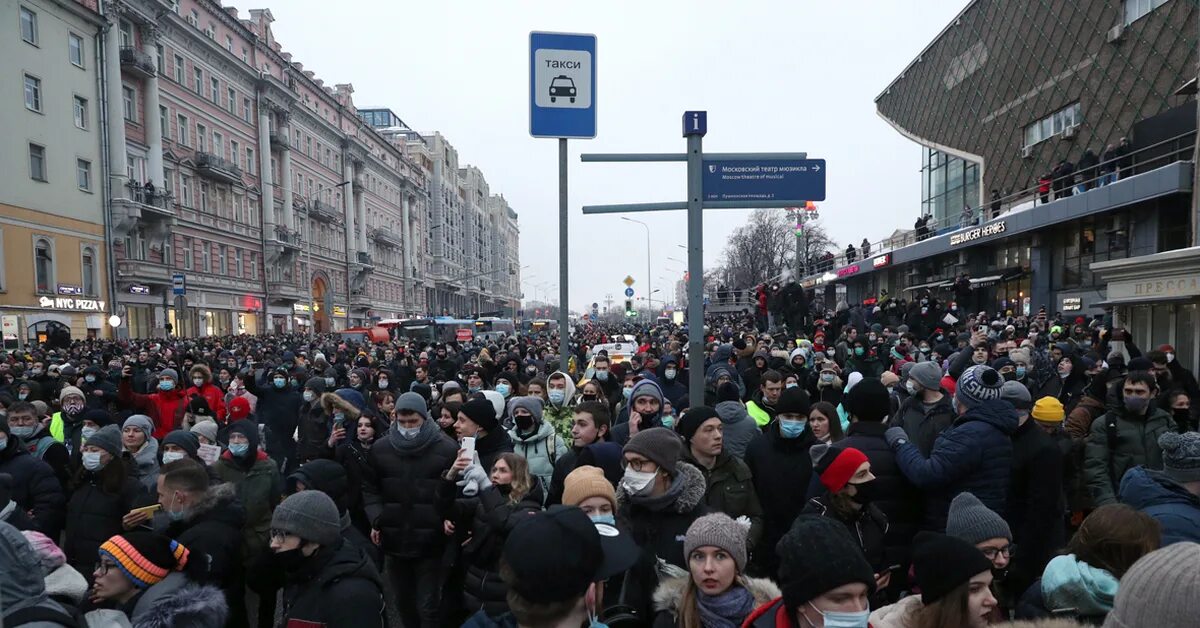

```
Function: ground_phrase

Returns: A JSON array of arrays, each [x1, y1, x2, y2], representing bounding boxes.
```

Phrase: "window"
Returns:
[[155, 44, 163, 73], [76, 159, 91, 191], [1124, 0, 1170, 25], [159, 106, 168, 139], [213, 132, 223, 158], [182, 237, 193, 269], [176, 114, 189, 146], [173, 54, 184, 83], [201, 244, 210, 272], [1024, 102, 1082, 148], [118, 20, 133, 48], [28, 144, 46, 181], [180, 174, 192, 206], [196, 124, 207, 151], [69, 33, 84, 67], [34, 237, 53, 292], [250, 252, 258, 279], [20, 6, 37, 45], [241, 47, 247, 63], [81, 247, 97, 295], [231, 140, 240, 168], [218, 246, 227, 274], [193, 67, 202, 93], [73, 96, 88, 129], [200, 183, 208, 211], [23, 74, 42, 112], [227, 87, 236, 113], [225, 35, 233, 52], [210, 77, 219, 103], [242, 97, 251, 122], [234, 248, 243, 276], [246, 148, 254, 175], [122, 86, 136, 121]]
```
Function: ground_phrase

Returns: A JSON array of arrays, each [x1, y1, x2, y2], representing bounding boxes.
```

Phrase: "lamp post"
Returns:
[[622, 217, 651, 313]]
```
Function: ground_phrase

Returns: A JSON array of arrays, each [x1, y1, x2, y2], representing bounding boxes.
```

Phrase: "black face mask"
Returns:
[[273, 547, 310, 572], [848, 480, 877, 506], [496, 483, 513, 496], [1173, 408, 1191, 424], [515, 414, 535, 432]]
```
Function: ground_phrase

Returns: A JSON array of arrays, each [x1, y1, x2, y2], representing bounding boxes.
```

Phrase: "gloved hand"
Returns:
[[734, 516, 752, 534], [456, 453, 491, 496], [884, 427, 908, 449]]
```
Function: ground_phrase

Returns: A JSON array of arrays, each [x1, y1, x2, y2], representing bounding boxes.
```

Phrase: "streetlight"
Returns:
[[621, 217, 651, 310]]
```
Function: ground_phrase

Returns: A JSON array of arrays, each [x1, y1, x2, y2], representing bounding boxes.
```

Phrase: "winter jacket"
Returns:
[[1016, 577, 1108, 625], [508, 420, 566, 495], [657, 357, 688, 407], [839, 421, 921, 566], [893, 399, 1018, 530], [1084, 405, 1176, 506], [80, 375, 117, 411], [127, 571, 229, 628], [25, 426, 72, 490], [541, 370, 577, 440], [214, 449, 281, 568], [1119, 466, 1200, 545], [545, 447, 579, 506], [1007, 418, 1066, 593], [616, 462, 709, 620], [715, 400, 760, 459], [184, 365, 227, 422], [246, 372, 302, 460], [63, 468, 141, 576], [459, 482, 544, 617], [117, 377, 187, 440], [0, 521, 81, 628], [163, 482, 246, 596], [889, 392, 956, 457], [1065, 395, 1106, 442], [651, 575, 780, 628], [279, 538, 386, 628], [334, 438, 376, 532], [362, 422, 459, 559], [0, 437, 65, 538], [686, 451, 764, 549], [743, 423, 817, 578], [868, 593, 923, 628], [124, 438, 160, 494]]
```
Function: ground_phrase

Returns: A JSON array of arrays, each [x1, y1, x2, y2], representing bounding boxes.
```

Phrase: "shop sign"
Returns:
[[57, 284, 83, 295], [38, 296, 106, 312], [332, 306, 348, 317], [1108, 275, 1200, 300], [129, 285, 151, 295], [836, 264, 861, 278], [862, 297, 878, 306], [1061, 297, 1082, 311], [455, 328, 474, 342], [801, 279, 818, 289], [293, 303, 311, 313], [872, 254, 891, 269], [950, 220, 1007, 246]]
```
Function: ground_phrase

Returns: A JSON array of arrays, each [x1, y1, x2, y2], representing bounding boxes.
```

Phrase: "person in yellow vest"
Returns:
[[745, 370, 784, 428], [48, 386, 87, 453]]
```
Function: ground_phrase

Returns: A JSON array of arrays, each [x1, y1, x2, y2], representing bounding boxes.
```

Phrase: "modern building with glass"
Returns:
[[801, 0, 1199, 366]]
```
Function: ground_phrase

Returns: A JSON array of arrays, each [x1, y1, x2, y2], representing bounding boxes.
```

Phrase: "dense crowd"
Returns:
[[0, 300, 1198, 628]]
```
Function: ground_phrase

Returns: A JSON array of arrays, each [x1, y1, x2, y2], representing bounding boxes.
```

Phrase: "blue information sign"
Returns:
[[172, 274, 186, 296], [624, 287, 635, 297], [702, 159, 826, 202], [529, 32, 597, 139]]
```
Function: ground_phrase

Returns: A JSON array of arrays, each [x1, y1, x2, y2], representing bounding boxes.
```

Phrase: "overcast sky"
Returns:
[[270, 0, 970, 313]]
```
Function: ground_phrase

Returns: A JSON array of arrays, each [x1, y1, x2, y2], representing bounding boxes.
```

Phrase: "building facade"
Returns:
[[6, 0, 518, 340], [3, 0, 111, 343]]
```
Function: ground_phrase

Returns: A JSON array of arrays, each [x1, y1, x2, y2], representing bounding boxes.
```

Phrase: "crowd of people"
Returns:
[[0, 299, 1198, 627]]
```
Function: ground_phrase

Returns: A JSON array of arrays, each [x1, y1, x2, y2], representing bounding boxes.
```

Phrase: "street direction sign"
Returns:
[[172, 274, 186, 296], [624, 287, 635, 297], [530, 32, 597, 139], [702, 158, 826, 202], [623, 275, 635, 287]]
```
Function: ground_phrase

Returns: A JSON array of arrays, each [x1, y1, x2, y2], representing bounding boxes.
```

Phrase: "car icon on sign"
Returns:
[[549, 75, 576, 103]]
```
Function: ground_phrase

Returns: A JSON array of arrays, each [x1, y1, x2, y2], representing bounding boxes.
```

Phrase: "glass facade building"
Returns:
[[920, 148, 979, 226]]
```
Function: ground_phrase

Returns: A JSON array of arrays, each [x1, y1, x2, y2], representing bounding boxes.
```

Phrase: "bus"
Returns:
[[379, 318, 474, 344], [474, 317, 516, 342]]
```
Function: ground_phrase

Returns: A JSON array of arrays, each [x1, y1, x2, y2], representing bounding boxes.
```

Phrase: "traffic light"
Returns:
[[625, 299, 634, 317]]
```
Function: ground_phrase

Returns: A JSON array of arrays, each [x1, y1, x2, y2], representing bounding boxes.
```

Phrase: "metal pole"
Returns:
[[558, 138, 570, 373], [686, 133, 704, 409], [306, 209, 314, 340]]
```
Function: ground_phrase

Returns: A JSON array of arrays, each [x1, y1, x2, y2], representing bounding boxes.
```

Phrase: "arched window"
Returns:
[[34, 238, 53, 293], [82, 247, 97, 295]]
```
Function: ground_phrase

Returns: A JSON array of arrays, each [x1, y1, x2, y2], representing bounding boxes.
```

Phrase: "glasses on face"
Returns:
[[269, 528, 297, 543], [95, 559, 117, 576], [980, 544, 1014, 559], [624, 458, 656, 473]]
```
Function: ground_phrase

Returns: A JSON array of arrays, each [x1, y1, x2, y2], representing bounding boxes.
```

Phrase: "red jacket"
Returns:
[[185, 382, 226, 422], [117, 378, 187, 439]]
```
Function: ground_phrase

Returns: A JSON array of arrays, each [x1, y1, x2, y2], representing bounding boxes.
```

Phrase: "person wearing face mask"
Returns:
[[611, 379, 668, 446], [80, 365, 117, 410], [1084, 371, 1177, 507], [63, 424, 137, 581], [890, 361, 955, 458], [117, 366, 187, 441], [506, 396, 565, 498], [804, 445, 888, 599], [5, 401, 71, 491], [333, 412, 388, 538], [743, 514, 876, 628], [49, 385, 89, 452], [1, 408, 67, 540], [185, 364, 227, 424], [616, 427, 709, 620], [288, 458, 381, 570], [656, 356, 689, 411], [270, 491, 386, 628], [493, 372, 520, 402], [946, 493, 1014, 615], [868, 532, 997, 628], [811, 363, 845, 406], [677, 406, 764, 552], [541, 371, 577, 438]]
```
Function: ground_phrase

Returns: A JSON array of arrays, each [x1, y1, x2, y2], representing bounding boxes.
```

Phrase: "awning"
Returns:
[[1093, 294, 1199, 307], [905, 279, 946, 292], [969, 274, 1004, 288]]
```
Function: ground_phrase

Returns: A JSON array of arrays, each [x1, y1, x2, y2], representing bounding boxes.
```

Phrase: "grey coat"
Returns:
[[715, 400, 760, 458]]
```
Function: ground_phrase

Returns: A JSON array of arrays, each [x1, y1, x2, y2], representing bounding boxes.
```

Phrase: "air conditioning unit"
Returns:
[[1107, 23, 1125, 44], [1062, 126, 1077, 139], [1021, 145, 1033, 159]]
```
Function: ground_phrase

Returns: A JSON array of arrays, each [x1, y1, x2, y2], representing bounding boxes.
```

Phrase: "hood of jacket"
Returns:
[[617, 461, 707, 514], [131, 572, 229, 628], [0, 521, 52, 616], [1040, 553, 1117, 618], [547, 370, 576, 407], [956, 398, 1019, 435], [44, 563, 88, 605], [652, 575, 782, 615], [1119, 466, 1200, 512], [188, 363, 212, 383], [869, 594, 923, 628], [180, 482, 246, 528], [130, 437, 159, 471], [715, 400, 752, 425], [321, 391, 362, 421]]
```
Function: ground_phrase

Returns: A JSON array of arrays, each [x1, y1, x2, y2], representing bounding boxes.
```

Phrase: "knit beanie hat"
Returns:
[[395, 392, 429, 421], [777, 515, 875, 611], [460, 397, 499, 432], [675, 406, 720, 442], [843, 378, 890, 422], [623, 427, 684, 477], [189, 419, 219, 444], [999, 380, 1033, 411], [776, 386, 811, 416], [509, 396, 544, 423], [58, 385, 85, 403], [912, 531, 993, 605], [270, 490, 342, 545], [122, 415, 155, 439], [99, 532, 190, 589], [304, 376, 327, 395], [946, 492, 1012, 545], [684, 513, 749, 572], [158, 368, 179, 382], [1032, 396, 1066, 424], [630, 379, 663, 405], [1158, 432, 1200, 484], [1102, 542, 1200, 628], [955, 365, 1004, 409], [21, 530, 66, 572], [162, 430, 200, 459], [228, 396, 252, 421], [908, 361, 943, 391], [716, 382, 741, 403], [187, 395, 213, 420], [810, 444, 870, 493], [86, 424, 123, 458], [562, 465, 617, 510]]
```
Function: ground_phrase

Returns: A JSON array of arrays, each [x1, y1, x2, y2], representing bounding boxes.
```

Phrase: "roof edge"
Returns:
[[874, 0, 982, 103]]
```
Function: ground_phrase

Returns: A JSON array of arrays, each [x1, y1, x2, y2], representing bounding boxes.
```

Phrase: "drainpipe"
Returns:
[[95, 5, 120, 339]]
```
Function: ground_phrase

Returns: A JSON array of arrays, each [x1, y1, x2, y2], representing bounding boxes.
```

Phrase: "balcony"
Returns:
[[273, 225, 302, 250], [116, 258, 171, 285], [111, 180, 176, 242], [352, 177, 364, 193], [120, 47, 156, 79], [269, 130, 290, 150], [370, 227, 402, 248], [308, 199, 339, 223], [194, 152, 243, 184], [356, 251, 374, 267], [267, 280, 304, 302]]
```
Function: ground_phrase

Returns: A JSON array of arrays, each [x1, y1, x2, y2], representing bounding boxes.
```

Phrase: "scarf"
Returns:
[[1041, 554, 1118, 617], [695, 585, 755, 628], [387, 414, 438, 452], [630, 468, 687, 512]]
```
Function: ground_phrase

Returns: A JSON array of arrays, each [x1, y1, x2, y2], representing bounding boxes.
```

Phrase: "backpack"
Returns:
[[34, 435, 58, 460]]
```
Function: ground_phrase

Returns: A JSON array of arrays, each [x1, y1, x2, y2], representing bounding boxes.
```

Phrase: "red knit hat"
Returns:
[[228, 396, 251, 421], [813, 446, 869, 493]]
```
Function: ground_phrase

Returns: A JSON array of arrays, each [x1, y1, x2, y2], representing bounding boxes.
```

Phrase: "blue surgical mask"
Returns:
[[495, 383, 511, 397], [10, 425, 35, 439], [1015, 366, 1027, 379], [622, 388, 632, 400], [661, 415, 674, 428], [273, 377, 287, 388], [397, 426, 421, 440], [81, 426, 97, 441], [595, 370, 609, 382], [158, 380, 175, 391], [468, 385, 481, 393], [809, 602, 869, 628], [590, 514, 616, 526], [228, 443, 250, 457], [664, 368, 677, 380], [161, 451, 187, 464], [548, 390, 566, 405], [779, 418, 806, 438], [786, 382, 799, 389], [85, 375, 97, 383]]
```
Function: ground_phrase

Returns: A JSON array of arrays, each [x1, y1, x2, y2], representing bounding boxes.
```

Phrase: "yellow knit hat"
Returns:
[[562, 465, 616, 510], [1031, 396, 1065, 423]]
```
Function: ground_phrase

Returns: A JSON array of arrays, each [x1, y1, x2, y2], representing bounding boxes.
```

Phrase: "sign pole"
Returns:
[[686, 132, 705, 409], [558, 137, 570, 373]]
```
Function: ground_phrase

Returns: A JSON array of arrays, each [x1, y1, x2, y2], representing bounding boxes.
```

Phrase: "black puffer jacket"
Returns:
[[247, 370, 302, 460], [362, 421, 459, 559], [164, 482, 245, 596], [280, 538, 386, 628], [743, 423, 817, 578], [0, 437, 65, 538], [838, 422, 920, 561], [890, 392, 956, 457], [802, 495, 888, 573], [62, 466, 141, 576], [460, 481, 544, 617]]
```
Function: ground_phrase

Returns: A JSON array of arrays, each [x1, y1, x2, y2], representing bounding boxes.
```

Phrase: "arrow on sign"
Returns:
[[812, 165, 821, 172]]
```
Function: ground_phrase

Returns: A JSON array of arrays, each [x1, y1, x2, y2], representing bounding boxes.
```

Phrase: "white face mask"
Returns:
[[193, 378, 205, 388], [303, 391, 316, 403], [162, 451, 187, 464], [82, 451, 105, 471], [620, 468, 658, 496]]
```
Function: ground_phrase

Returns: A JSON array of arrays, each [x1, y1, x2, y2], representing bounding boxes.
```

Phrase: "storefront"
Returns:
[[0, 295, 113, 343]]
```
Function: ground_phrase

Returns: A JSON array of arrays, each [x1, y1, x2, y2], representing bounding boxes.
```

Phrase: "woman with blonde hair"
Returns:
[[652, 513, 780, 628]]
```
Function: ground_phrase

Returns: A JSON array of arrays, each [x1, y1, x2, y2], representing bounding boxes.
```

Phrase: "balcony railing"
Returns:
[[370, 227, 402, 248], [273, 225, 301, 249], [119, 47, 156, 78], [194, 152, 243, 184], [269, 130, 290, 150], [122, 180, 173, 213], [356, 251, 373, 266], [308, 199, 339, 223]]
